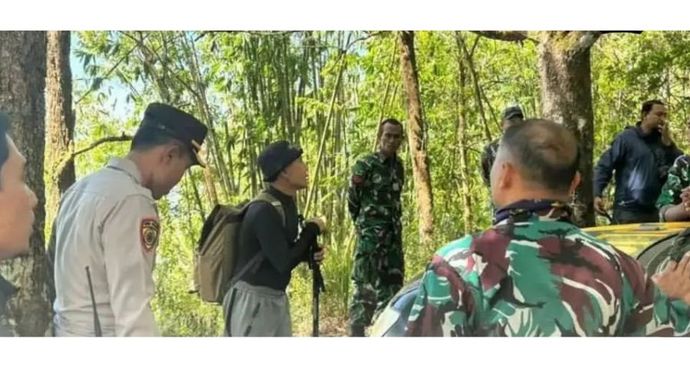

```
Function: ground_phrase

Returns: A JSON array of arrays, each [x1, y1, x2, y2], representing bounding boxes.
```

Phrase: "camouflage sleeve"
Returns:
[[656, 155, 689, 211], [617, 254, 690, 336], [405, 237, 491, 336], [347, 158, 368, 222]]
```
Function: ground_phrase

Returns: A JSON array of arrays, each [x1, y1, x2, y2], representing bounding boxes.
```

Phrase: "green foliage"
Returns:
[[67, 30, 690, 336]]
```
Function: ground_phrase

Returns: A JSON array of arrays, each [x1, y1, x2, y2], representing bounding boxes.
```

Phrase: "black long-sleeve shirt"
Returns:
[[237, 186, 319, 291]]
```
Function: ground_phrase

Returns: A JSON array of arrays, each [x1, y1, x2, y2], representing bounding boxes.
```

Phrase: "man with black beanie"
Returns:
[[222, 140, 327, 337]]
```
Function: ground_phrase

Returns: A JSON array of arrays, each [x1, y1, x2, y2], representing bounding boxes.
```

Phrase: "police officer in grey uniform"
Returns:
[[50, 103, 207, 336]]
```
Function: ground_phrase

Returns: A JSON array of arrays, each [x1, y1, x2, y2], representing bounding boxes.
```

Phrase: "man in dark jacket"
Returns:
[[0, 112, 39, 336], [594, 100, 682, 224]]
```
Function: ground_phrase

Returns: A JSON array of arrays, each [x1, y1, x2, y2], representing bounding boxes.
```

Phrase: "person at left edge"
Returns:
[[0, 112, 39, 336], [50, 103, 207, 336]]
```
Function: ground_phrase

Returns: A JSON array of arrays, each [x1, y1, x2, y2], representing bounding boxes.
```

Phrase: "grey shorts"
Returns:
[[222, 280, 292, 337]]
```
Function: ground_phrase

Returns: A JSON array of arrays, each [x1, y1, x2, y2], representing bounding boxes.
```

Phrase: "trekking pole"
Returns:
[[300, 215, 325, 337], [308, 238, 325, 337]]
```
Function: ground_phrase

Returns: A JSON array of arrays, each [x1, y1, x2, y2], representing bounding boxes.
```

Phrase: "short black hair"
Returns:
[[641, 99, 664, 117], [378, 118, 403, 136], [499, 119, 579, 193], [0, 113, 10, 182], [131, 128, 188, 156]]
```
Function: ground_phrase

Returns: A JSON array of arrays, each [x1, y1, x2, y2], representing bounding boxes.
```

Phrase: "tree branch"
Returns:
[[72, 133, 133, 158], [572, 31, 603, 53], [75, 43, 141, 105], [600, 30, 643, 35], [472, 31, 535, 43], [469, 34, 481, 58], [122, 31, 204, 104], [57, 133, 133, 175], [344, 31, 383, 52]]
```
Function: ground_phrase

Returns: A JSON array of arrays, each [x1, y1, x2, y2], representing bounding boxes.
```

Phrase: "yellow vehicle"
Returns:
[[585, 222, 690, 257], [585, 222, 690, 274], [370, 222, 690, 337]]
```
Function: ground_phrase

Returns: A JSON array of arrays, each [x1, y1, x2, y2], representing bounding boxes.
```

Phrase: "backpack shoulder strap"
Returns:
[[252, 191, 286, 227], [226, 191, 287, 289]]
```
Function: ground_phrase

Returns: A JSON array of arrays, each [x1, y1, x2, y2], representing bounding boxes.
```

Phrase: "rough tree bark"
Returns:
[[46, 31, 75, 230], [0, 31, 50, 336], [537, 31, 600, 227], [399, 31, 434, 243]]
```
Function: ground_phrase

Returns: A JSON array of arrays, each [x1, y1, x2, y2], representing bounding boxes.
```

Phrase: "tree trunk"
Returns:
[[45, 31, 75, 230], [0, 31, 50, 336], [537, 32, 599, 227], [455, 32, 473, 234], [398, 31, 434, 243], [458, 35, 493, 144]]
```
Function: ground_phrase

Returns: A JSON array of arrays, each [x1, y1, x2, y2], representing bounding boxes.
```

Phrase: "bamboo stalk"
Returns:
[[303, 36, 350, 217]]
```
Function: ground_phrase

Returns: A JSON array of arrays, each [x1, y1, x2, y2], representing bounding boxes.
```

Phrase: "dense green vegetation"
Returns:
[[62, 31, 690, 336]]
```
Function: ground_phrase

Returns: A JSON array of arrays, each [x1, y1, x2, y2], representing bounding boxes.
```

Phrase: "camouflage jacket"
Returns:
[[656, 155, 690, 215], [348, 152, 404, 229], [406, 200, 690, 336]]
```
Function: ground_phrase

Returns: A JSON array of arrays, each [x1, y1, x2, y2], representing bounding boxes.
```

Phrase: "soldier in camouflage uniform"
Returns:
[[348, 118, 405, 337], [406, 119, 690, 337], [657, 120, 690, 222]]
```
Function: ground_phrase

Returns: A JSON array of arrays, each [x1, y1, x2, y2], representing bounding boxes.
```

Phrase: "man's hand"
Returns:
[[313, 246, 327, 264], [653, 253, 690, 305], [306, 217, 328, 234], [681, 186, 690, 200], [680, 187, 690, 211], [594, 196, 607, 216]]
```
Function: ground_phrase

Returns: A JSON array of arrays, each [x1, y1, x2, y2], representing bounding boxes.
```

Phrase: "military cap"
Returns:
[[258, 140, 303, 182], [501, 105, 524, 121], [136, 103, 209, 167]]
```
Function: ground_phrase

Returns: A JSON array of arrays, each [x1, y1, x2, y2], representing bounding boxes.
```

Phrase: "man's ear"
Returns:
[[159, 143, 181, 165], [570, 171, 581, 195], [494, 160, 511, 191]]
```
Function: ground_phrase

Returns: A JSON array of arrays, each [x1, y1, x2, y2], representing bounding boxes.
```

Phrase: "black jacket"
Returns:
[[594, 124, 682, 211], [237, 186, 320, 291]]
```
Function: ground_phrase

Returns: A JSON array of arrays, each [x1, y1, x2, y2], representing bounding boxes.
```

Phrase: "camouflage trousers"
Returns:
[[349, 225, 404, 328]]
